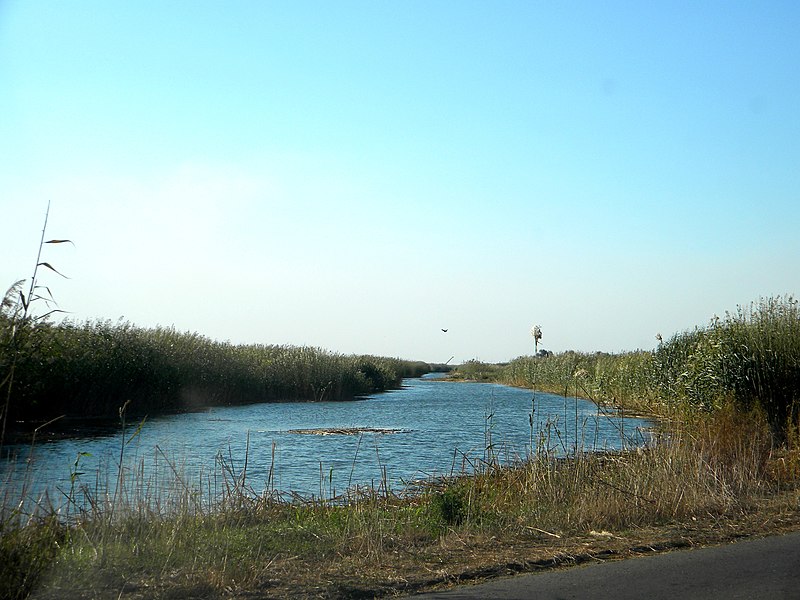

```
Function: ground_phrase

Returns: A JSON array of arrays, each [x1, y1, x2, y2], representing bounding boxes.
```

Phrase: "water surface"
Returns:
[[2, 375, 650, 510]]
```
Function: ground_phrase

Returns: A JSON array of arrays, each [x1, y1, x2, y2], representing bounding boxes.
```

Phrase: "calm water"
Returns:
[[2, 375, 650, 510]]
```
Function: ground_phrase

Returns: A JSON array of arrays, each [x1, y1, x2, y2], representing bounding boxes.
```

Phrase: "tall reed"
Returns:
[[0, 318, 430, 437], [1, 202, 72, 447], [491, 295, 800, 443]]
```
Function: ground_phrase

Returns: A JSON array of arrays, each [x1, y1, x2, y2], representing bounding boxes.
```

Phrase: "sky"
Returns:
[[1, 2, 799, 364]]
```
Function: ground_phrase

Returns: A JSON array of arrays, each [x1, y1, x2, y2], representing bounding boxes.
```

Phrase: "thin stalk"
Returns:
[[0, 225, 47, 444], [24, 201, 51, 317], [575, 381, 579, 455], [348, 433, 364, 489], [530, 363, 536, 457], [0, 364, 15, 449], [111, 400, 131, 521]]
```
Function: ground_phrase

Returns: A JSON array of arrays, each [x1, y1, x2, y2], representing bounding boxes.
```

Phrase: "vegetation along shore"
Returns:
[[0, 307, 431, 442], [2, 293, 799, 599]]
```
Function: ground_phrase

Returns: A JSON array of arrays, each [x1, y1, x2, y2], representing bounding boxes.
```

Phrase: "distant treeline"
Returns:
[[0, 317, 430, 432], [457, 296, 800, 443]]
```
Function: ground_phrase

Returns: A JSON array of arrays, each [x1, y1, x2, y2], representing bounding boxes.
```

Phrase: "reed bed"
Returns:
[[0, 315, 429, 436], [496, 295, 800, 440]]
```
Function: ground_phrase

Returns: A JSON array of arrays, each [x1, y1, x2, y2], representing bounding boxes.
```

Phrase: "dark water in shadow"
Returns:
[[2, 375, 651, 510]]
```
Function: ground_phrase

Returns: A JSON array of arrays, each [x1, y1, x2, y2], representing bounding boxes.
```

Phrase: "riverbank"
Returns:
[[259, 489, 800, 599], [0, 314, 433, 445], [3, 403, 797, 599], [4, 296, 799, 598]]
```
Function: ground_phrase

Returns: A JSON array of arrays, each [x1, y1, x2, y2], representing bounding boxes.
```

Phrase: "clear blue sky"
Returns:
[[2, 2, 798, 363]]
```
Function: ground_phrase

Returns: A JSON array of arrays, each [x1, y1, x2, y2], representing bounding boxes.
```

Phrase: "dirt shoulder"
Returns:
[[226, 489, 800, 600]]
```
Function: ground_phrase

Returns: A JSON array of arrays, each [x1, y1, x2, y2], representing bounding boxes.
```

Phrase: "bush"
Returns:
[[431, 486, 468, 527]]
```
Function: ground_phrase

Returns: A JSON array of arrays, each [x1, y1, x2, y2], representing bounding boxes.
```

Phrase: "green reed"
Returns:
[[489, 295, 800, 443], [0, 316, 430, 435], [1, 202, 73, 447]]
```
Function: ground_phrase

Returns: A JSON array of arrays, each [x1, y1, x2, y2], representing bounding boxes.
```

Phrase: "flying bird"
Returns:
[[441, 328, 448, 332]]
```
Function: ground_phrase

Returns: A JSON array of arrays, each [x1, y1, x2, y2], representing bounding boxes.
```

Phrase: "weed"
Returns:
[[431, 487, 468, 527], [1, 202, 72, 447]]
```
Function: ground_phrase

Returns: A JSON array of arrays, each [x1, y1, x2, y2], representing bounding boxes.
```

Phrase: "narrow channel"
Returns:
[[2, 374, 650, 513]]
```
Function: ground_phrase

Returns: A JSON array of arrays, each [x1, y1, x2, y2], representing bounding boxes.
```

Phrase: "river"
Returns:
[[1, 374, 651, 514]]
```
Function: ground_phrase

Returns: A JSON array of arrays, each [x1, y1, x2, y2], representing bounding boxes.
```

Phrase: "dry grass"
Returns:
[[3, 406, 798, 600]]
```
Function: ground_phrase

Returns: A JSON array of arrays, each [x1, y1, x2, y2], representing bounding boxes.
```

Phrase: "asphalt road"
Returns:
[[408, 531, 800, 599]]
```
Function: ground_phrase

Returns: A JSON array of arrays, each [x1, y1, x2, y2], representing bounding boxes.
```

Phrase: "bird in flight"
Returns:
[[441, 328, 448, 332]]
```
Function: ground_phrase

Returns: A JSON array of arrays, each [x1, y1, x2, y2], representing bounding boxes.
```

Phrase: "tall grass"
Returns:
[[491, 295, 800, 442], [695, 297, 800, 440], [1, 203, 75, 447], [500, 350, 664, 416], [0, 316, 430, 438], [1, 204, 429, 438]]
